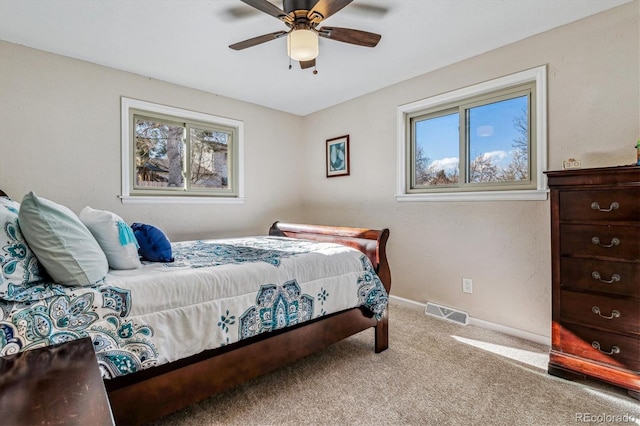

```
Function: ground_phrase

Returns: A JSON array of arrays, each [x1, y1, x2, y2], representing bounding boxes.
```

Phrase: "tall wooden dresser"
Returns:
[[546, 165, 639, 399]]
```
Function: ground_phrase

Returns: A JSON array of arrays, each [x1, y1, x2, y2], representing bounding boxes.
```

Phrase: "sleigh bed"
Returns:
[[0, 189, 391, 425]]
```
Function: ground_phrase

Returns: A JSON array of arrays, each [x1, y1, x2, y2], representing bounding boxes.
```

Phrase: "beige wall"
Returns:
[[0, 41, 305, 240], [301, 2, 639, 337], [0, 2, 637, 339]]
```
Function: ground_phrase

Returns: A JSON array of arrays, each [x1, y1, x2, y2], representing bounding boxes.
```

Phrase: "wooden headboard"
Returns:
[[0, 189, 7, 197]]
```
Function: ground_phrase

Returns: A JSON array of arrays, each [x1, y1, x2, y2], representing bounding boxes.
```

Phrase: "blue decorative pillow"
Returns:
[[131, 223, 174, 262]]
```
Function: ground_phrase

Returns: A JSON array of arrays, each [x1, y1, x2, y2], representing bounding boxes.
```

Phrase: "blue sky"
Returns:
[[416, 95, 528, 171]]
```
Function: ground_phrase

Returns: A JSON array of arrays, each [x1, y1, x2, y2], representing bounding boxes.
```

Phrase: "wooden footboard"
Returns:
[[101, 222, 391, 424], [268, 221, 391, 294]]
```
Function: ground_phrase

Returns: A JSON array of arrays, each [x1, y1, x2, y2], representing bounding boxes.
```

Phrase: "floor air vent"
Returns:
[[425, 302, 469, 325]]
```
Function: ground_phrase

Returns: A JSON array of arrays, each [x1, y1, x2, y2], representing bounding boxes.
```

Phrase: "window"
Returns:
[[121, 98, 244, 204], [397, 66, 547, 201]]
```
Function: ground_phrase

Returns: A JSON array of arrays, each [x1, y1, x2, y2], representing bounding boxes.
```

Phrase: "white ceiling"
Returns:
[[0, 0, 631, 116]]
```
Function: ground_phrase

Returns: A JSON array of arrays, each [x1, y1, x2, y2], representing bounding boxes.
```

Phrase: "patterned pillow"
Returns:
[[79, 206, 141, 270], [18, 192, 109, 286], [131, 223, 174, 262], [0, 196, 43, 286]]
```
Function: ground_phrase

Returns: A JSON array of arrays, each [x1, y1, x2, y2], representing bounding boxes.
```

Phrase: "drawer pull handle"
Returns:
[[591, 341, 620, 355], [591, 306, 620, 319], [590, 201, 619, 212], [591, 236, 620, 248], [591, 271, 621, 284]]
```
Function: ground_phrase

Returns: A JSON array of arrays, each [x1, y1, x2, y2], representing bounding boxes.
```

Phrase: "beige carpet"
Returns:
[[150, 303, 639, 426]]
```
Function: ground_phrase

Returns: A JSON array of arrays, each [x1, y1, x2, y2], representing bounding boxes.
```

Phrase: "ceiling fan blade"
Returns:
[[318, 26, 381, 47], [348, 3, 389, 18], [307, 0, 353, 22], [300, 59, 316, 69], [241, 0, 292, 23], [223, 5, 259, 19], [229, 31, 288, 50]]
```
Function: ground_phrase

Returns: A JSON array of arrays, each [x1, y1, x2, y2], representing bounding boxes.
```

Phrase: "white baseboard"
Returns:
[[389, 294, 428, 310], [389, 295, 551, 347]]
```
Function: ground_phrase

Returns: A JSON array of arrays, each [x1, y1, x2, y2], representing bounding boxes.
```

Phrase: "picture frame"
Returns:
[[326, 135, 350, 177]]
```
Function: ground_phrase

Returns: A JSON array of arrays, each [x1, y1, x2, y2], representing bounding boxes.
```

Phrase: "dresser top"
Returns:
[[545, 165, 640, 186]]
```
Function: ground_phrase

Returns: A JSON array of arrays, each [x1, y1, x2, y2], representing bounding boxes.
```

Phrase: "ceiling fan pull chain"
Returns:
[[288, 34, 292, 69]]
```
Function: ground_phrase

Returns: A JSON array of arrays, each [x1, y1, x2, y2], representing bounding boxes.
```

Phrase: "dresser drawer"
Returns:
[[560, 258, 640, 298], [559, 187, 640, 222], [560, 224, 640, 260], [558, 322, 640, 372], [560, 290, 639, 334]]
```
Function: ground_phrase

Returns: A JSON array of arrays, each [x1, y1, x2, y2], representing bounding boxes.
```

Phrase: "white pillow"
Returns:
[[79, 206, 141, 270], [18, 192, 108, 286]]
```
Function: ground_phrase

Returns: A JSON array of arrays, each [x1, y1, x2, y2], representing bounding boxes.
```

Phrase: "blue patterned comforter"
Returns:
[[0, 236, 388, 379]]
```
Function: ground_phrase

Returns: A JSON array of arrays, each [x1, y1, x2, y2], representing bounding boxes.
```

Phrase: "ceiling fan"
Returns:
[[228, 0, 382, 71]]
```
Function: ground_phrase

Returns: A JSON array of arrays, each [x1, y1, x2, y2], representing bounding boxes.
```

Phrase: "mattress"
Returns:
[[0, 236, 388, 379]]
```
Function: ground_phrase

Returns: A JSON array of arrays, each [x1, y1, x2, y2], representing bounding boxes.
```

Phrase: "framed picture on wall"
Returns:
[[326, 135, 350, 177]]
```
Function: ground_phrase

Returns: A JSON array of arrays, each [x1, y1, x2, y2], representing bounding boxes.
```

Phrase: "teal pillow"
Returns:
[[18, 192, 108, 286]]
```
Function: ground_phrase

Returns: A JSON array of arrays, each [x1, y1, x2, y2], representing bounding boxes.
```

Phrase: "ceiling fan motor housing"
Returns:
[[283, 0, 318, 14]]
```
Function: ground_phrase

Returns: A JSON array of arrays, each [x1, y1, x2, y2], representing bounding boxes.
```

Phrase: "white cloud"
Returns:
[[476, 125, 494, 137], [480, 150, 508, 161], [428, 157, 459, 171]]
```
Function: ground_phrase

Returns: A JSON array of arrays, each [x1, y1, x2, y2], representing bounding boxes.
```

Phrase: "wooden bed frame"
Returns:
[[1, 189, 391, 423], [0, 192, 392, 423], [101, 221, 391, 424]]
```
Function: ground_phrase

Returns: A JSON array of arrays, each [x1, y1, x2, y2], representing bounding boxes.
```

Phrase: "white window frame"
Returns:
[[120, 97, 245, 204], [396, 65, 548, 202]]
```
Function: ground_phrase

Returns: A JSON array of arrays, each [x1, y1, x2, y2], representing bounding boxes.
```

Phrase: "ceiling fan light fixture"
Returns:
[[287, 29, 319, 61]]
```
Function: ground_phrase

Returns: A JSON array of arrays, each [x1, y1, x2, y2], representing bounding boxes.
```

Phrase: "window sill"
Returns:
[[395, 189, 549, 202], [119, 195, 246, 205]]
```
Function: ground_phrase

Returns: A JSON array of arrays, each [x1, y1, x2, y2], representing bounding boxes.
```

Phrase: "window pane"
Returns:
[[190, 128, 230, 189], [414, 112, 459, 186], [467, 95, 528, 183], [135, 118, 185, 189]]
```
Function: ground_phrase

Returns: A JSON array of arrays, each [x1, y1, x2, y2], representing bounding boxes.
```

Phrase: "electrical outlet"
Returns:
[[462, 278, 473, 293]]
